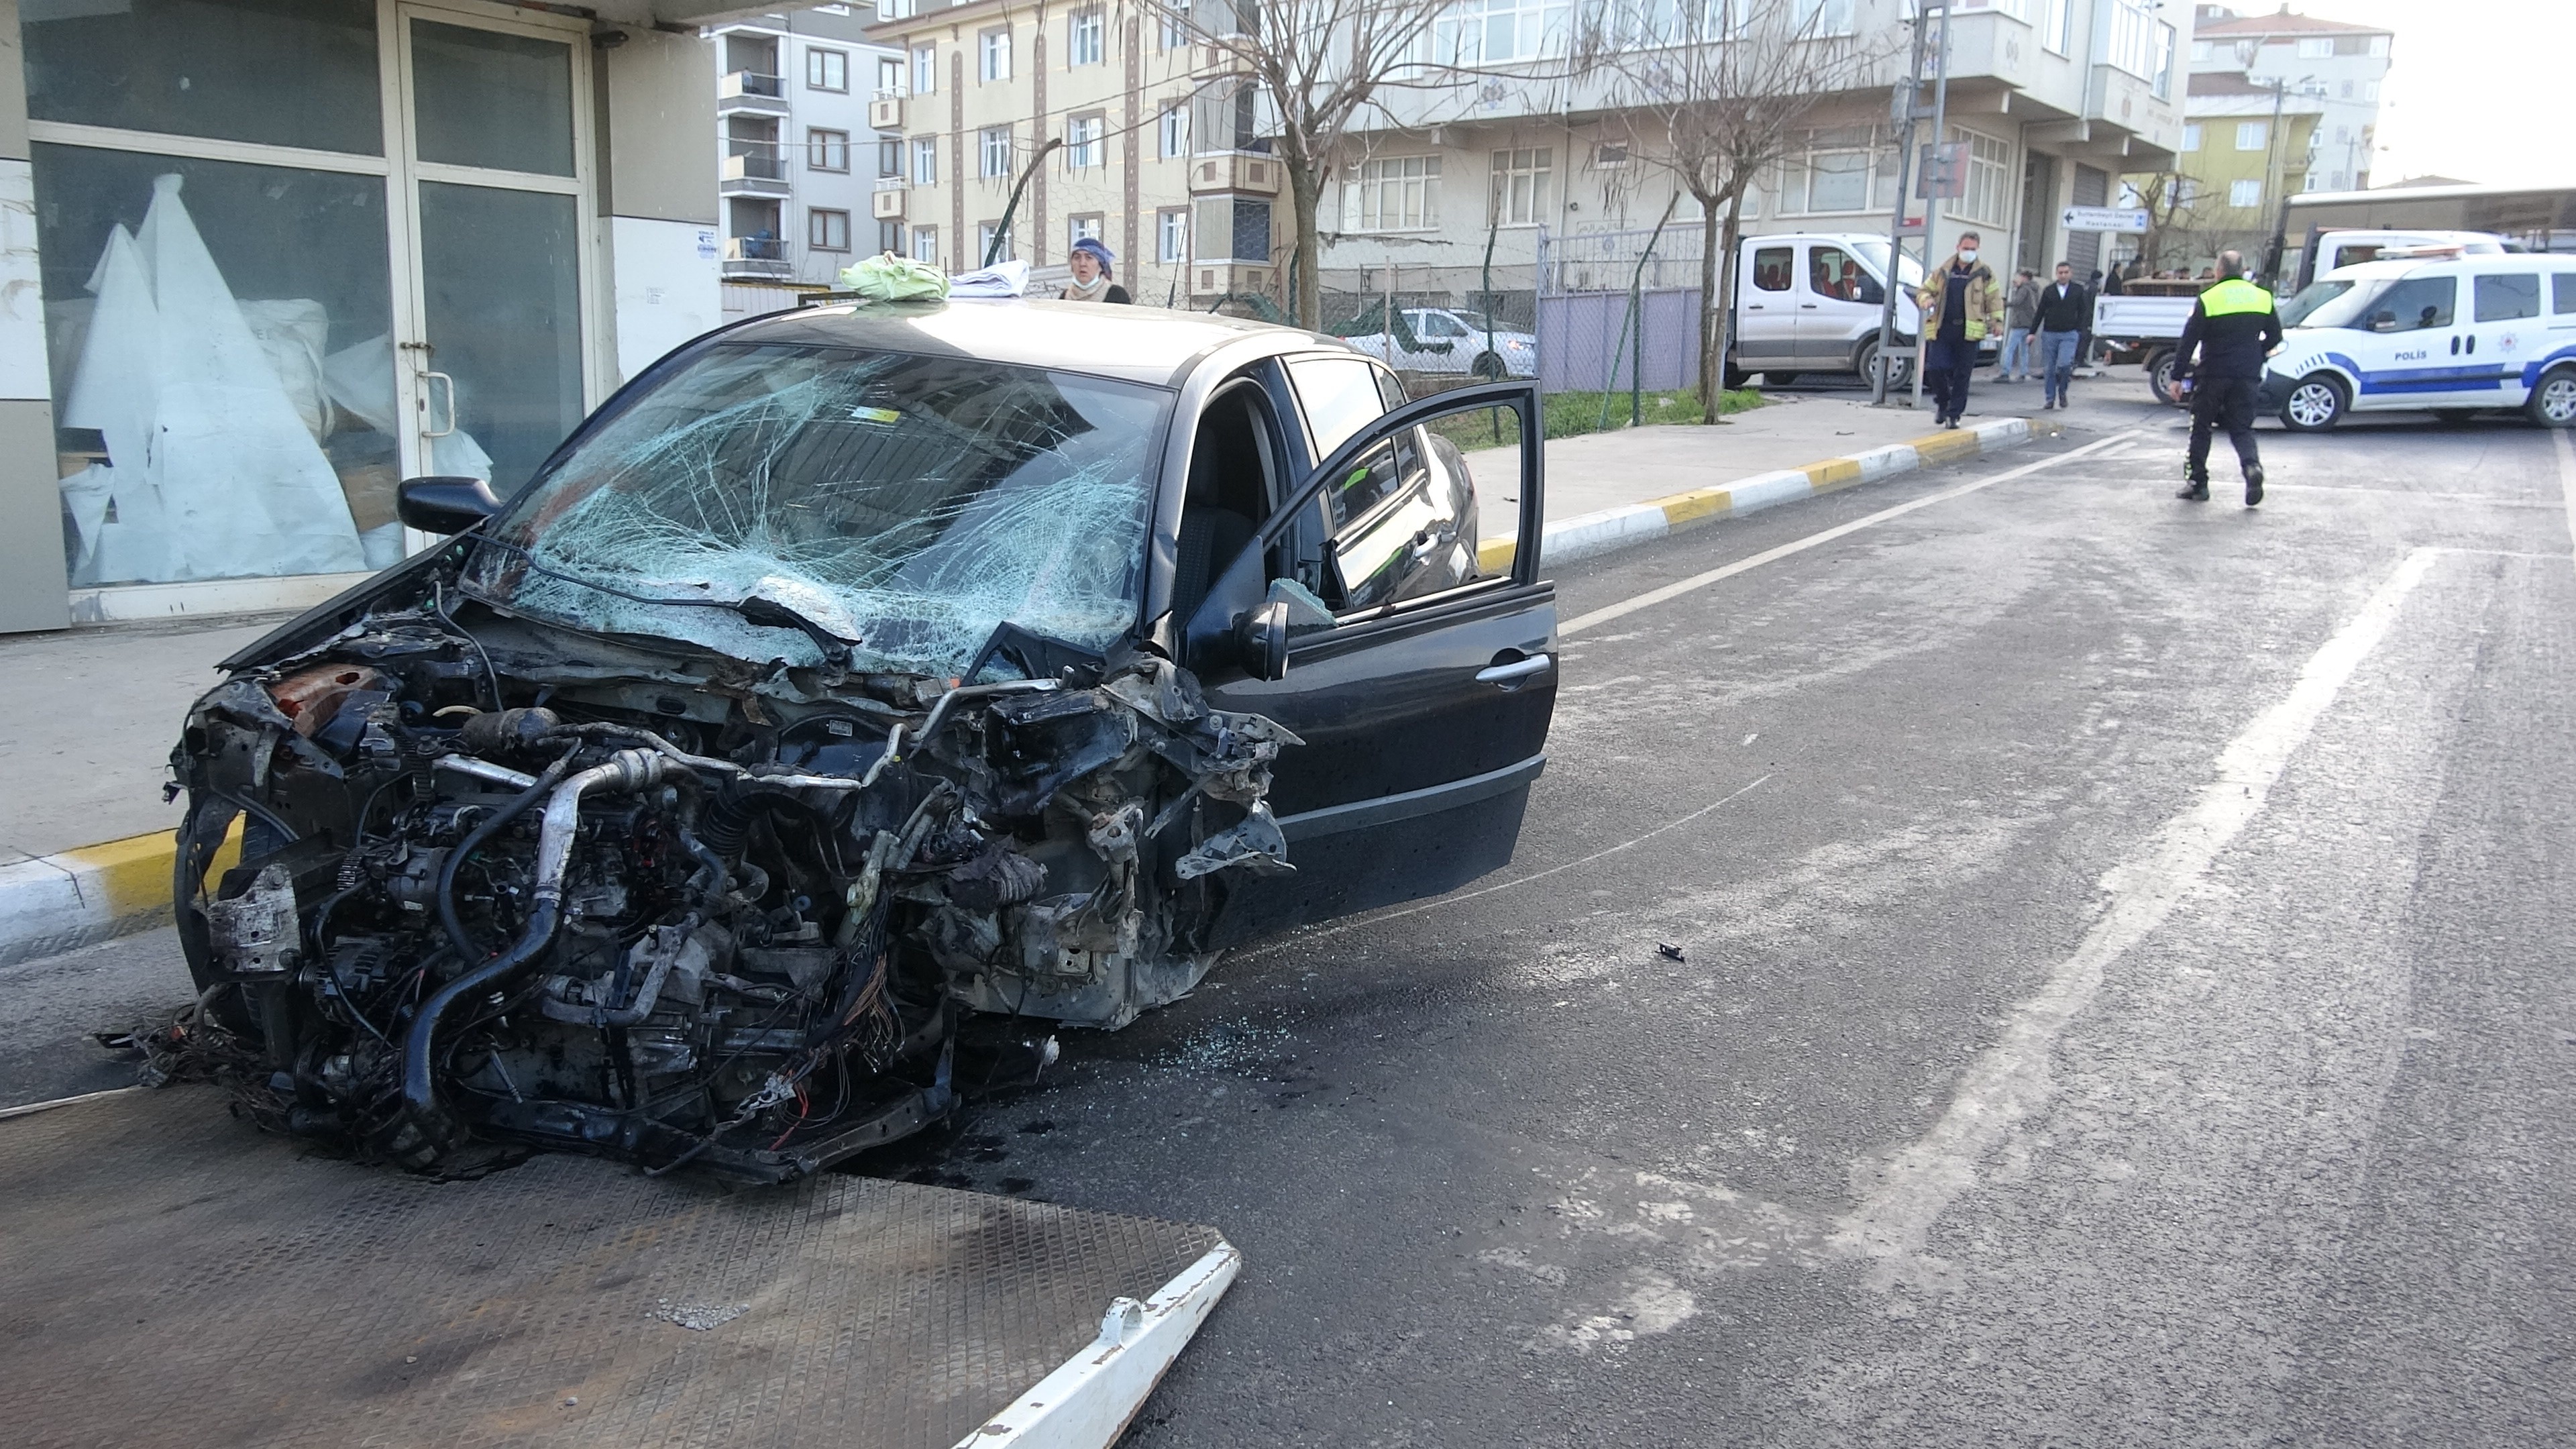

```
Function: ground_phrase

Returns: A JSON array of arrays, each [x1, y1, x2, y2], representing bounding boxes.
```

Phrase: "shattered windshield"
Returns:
[[464, 343, 1171, 676]]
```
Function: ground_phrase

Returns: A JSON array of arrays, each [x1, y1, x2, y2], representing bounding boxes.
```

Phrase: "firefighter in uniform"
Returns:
[[2169, 250, 2286, 506]]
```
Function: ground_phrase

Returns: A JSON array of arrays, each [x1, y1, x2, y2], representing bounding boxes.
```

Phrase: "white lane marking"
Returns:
[[1831, 545, 2442, 1287], [2557, 427, 2576, 568], [1248, 774, 1771, 954], [1561, 431, 2143, 639]]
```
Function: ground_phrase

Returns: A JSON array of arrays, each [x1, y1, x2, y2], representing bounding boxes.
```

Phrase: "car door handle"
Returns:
[[1476, 653, 1552, 686], [1799, 303, 1819, 309]]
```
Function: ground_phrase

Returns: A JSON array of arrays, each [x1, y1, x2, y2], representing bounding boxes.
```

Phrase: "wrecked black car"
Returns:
[[168, 300, 1559, 1179]]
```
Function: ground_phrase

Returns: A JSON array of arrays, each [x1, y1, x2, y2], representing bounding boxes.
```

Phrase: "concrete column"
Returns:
[[0, 0, 68, 633]]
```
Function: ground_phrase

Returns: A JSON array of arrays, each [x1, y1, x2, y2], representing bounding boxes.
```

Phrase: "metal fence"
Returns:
[[1535, 225, 1712, 396]]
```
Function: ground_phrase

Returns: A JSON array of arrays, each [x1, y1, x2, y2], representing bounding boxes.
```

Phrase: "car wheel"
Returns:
[[1856, 337, 1911, 392], [2147, 350, 2182, 407], [1766, 371, 1802, 385], [1470, 352, 1507, 381], [2528, 366, 2576, 429], [2281, 374, 2347, 432], [1723, 362, 1752, 390]]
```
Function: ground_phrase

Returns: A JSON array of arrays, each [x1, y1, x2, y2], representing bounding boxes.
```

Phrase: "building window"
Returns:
[[1193, 196, 1269, 261], [977, 221, 1013, 262], [1161, 0, 1192, 48], [1346, 155, 1441, 231], [912, 44, 937, 94], [1432, 0, 1574, 67], [1068, 7, 1105, 66], [806, 47, 847, 92], [1489, 147, 1550, 226], [1782, 127, 1898, 213], [1066, 113, 1104, 168], [2180, 123, 2201, 152], [1954, 130, 2010, 225], [1158, 206, 1188, 262], [1792, 0, 1853, 36], [913, 137, 938, 184], [979, 27, 1011, 82], [2229, 178, 2261, 209], [879, 137, 903, 178], [808, 128, 850, 172], [877, 56, 905, 96], [1159, 103, 1189, 159], [1069, 213, 1102, 252], [1593, 141, 1628, 168], [2296, 36, 2332, 59], [980, 126, 1013, 178], [809, 207, 851, 251], [878, 218, 903, 254], [911, 224, 937, 264], [2236, 121, 2267, 151]]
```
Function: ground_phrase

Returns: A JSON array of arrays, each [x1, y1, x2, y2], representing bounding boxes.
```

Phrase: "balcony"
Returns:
[[869, 94, 904, 130], [720, 145, 791, 197], [718, 71, 789, 115], [722, 235, 792, 279], [871, 180, 906, 220], [1189, 152, 1279, 197]]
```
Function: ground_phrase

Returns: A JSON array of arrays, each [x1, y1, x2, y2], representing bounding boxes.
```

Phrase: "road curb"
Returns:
[[3, 417, 2031, 971], [0, 821, 239, 969], [1513, 416, 2033, 571]]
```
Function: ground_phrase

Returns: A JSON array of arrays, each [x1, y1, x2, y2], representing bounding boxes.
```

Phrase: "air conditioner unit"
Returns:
[[871, 189, 905, 220], [869, 97, 903, 129]]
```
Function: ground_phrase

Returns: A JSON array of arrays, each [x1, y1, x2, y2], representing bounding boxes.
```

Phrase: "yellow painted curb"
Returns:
[[60, 819, 244, 921], [1801, 457, 1864, 490], [1658, 486, 1737, 526], [1909, 429, 1983, 462]]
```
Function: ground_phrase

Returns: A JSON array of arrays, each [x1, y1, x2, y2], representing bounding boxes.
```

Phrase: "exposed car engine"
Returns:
[[170, 572, 1297, 1181]]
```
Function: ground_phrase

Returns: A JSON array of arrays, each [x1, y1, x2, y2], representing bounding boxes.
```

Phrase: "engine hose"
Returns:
[[402, 749, 663, 1125], [435, 751, 576, 961]]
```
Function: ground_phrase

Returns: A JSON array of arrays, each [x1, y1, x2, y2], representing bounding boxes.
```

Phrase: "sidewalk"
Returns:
[[0, 378, 2070, 965]]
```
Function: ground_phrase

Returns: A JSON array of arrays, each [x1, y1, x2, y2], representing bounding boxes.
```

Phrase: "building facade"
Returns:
[[2129, 69, 2322, 272], [2190, 6, 2390, 195], [1322, 0, 2190, 311], [710, 8, 905, 287], [0, 0, 758, 635], [864, 0, 1277, 306]]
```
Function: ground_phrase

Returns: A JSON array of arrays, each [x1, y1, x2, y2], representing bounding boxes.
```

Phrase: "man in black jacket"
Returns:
[[2029, 262, 2090, 409], [2169, 250, 2286, 506]]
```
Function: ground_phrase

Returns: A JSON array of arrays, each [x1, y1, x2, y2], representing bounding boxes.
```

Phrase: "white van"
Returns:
[[2257, 253, 2576, 430], [2290, 228, 2510, 290], [1727, 233, 1928, 386]]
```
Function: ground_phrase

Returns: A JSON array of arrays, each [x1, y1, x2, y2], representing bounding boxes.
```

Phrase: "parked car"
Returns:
[[2289, 227, 2512, 291], [2258, 252, 2576, 431], [168, 300, 1559, 1180], [1344, 306, 1538, 379], [1727, 231, 1930, 388]]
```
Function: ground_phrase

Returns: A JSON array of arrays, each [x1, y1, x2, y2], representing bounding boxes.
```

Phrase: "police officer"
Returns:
[[2169, 250, 2285, 506]]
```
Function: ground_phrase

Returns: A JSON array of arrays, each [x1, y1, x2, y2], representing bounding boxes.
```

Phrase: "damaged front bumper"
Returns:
[[169, 570, 1298, 1181]]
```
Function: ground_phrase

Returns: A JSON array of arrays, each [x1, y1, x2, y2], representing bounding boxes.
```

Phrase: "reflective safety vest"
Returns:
[[2200, 276, 2275, 317]]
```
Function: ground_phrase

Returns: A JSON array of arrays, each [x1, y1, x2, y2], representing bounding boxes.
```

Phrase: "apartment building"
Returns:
[[2190, 5, 2391, 193], [2146, 70, 2323, 267], [711, 8, 906, 286], [864, 0, 1274, 305], [1327, 0, 2191, 305]]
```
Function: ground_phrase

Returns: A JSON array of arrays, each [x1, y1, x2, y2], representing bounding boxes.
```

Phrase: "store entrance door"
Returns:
[[394, 6, 596, 507]]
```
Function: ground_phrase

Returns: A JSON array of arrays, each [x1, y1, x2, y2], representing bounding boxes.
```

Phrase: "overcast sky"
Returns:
[[2259, 0, 2574, 189]]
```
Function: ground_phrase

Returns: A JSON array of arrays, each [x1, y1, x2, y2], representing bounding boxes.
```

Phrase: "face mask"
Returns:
[[1959, 249, 1979, 264]]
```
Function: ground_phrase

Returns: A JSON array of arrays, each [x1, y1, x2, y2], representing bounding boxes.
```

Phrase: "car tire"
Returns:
[[1470, 352, 1507, 381], [1723, 363, 1752, 390], [2528, 366, 2576, 429], [2281, 373, 2348, 432], [2146, 350, 2182, 407], [1855, 336, 1911, 392], [1766, 371, 1802, 385]]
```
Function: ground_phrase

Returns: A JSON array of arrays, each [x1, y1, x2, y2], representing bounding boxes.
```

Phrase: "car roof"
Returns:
[[724, 297, 1342, 388], [2322, 252, 2566, 282]]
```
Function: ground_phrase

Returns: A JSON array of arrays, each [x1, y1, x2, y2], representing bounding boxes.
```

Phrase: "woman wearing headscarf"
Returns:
[[1061, 237, 1132, 304]]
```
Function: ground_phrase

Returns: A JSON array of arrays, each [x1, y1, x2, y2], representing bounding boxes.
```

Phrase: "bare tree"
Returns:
[[2127, 171, 2214, 275], [1141, 0, 1450, 327], [1595, 0, 1892, 421]]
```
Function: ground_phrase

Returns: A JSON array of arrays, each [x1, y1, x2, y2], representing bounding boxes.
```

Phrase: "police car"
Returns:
[[2257, 252, 2576, 431]]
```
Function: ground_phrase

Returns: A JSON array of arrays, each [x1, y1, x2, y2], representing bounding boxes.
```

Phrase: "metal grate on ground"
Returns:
[[0, 1085, 1224, 1449]]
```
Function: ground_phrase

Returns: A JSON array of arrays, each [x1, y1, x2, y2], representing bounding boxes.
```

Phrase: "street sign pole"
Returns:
[[1913, 0, 1951, 413], [1873, 3, 1933, 407]]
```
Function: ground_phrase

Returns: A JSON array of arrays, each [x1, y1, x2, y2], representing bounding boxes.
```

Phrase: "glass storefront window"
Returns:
[[23, 0, 382, 156], [32, 144, 396, 586], [418, 182, 586, 494], [410, 21, 576, 177]]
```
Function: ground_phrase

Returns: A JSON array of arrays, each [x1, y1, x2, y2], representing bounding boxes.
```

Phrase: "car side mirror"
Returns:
[[396, 476, 502, 534], [1235, 600, 1289, 682]]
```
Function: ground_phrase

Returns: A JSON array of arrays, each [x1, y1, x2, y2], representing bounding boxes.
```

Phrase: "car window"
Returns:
[[1286, 354, 1391, 462], [1420, 312, 1461, 338], [2332, 244, 2383, 270], [1329, 429, 1446, 612], [2279, 278, 2357, 329], [1808, 246, 1882, 305], [2556, 274, 2576, 315], [1752, 246, 1792, 292], [2365, 274, 2453, 332], [2473, 274, 2541, 323]]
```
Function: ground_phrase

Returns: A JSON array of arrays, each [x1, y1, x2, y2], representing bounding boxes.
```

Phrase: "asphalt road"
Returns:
[[10, 404, 2573, 1444]]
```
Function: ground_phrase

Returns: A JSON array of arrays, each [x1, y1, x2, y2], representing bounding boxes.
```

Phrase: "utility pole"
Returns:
[[1872, 3, 1933, 407], [1910, 0, 1953, 413]]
